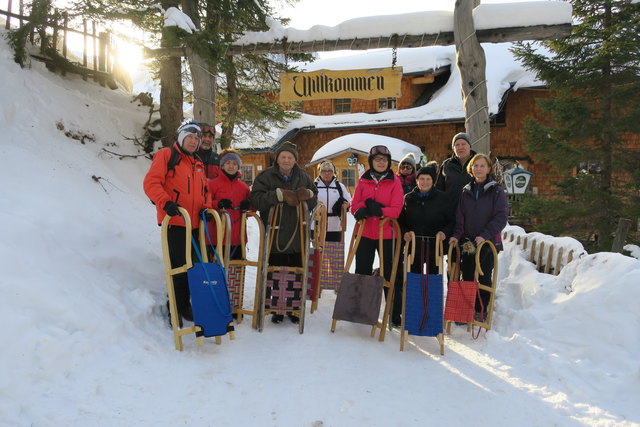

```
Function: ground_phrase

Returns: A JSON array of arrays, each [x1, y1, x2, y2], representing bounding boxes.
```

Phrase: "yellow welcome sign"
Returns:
[[280, 67, 403, 102]]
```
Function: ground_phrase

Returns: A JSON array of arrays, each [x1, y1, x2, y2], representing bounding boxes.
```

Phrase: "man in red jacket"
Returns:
[[143, 120, 208, 327]]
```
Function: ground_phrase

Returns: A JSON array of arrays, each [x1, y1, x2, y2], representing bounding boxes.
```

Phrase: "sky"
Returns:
[[1, 25, 640, 426]]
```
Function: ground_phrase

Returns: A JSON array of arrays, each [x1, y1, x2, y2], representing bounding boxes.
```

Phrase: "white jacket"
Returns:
[[313, 176, 351, 233]]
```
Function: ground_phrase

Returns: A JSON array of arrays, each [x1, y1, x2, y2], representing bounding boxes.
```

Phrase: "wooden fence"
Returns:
[[1, 0, 130, 91], [502, 227, 587, 276]]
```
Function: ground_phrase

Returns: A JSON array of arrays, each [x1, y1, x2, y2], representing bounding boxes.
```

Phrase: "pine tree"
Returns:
[[511, 0, 640, 252]]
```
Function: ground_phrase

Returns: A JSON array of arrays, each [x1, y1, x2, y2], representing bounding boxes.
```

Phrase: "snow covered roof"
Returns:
[[235, 2, 572, 46], [308, 133, 422, 165]]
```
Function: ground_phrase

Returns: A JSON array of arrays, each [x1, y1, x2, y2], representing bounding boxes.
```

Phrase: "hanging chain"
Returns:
[[391, 46, 397, 70]]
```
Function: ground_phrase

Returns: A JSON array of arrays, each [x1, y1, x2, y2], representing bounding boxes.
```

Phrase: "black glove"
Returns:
[[199, 208, 213, 222], [331, 197, 346, 216], [365, 198, 384, 217], [163, 201, 181, 217], [354, 208, 369, 221], [239, 199, 251, 211], [217, 199, 232, 209]]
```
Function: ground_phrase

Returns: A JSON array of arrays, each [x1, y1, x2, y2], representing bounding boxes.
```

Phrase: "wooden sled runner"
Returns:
[[306, 204, 327, 313], [444, 240, 499, 336], [214, 209, 265, 329], [162, 208, 235, 351], [399, 233, 445, 354], [331, 217, 401, 342], [256, 201, 312, 333]]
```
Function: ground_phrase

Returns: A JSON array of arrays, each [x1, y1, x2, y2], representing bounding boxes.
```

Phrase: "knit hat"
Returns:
[[275, 141, 298, 161], [451, 132, 471, 149], [416, 161, 438, 183], [368, 145, 392, 170], [219, 148, 242, 168], [399, 152, 417, 171], [177, 120, 202, 148], [318, 160, 336, 175]]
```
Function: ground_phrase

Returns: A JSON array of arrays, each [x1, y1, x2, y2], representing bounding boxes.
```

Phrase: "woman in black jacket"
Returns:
[[400, 162, 455, 274]]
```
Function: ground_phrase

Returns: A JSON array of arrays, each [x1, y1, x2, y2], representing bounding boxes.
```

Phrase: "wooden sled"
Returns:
[[307, 204, 327, 313], [331, 217, 401, 342], [257, 201, 311, 333], [213, 209, 265, 329], [444, 240, 499, 335], [162, 208, 234, 351], [318, 201, 349, 295], [399, 233, 445, 354]]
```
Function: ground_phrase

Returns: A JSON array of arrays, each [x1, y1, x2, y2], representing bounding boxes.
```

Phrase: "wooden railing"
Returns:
[[502, 226, 587, 276], [1, 0, 131, 91]]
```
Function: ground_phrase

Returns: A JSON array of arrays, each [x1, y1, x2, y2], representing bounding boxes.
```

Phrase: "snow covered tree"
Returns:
[[512, 0, 640, 252]]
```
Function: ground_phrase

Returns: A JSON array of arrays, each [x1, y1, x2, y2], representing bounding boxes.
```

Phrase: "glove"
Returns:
[[163, 201, 181, 217], [239, 200, 251, 211], [296, 188, 313, 201], [365, 198, 384, 217], [278, 189, 299, 207], [331, 197, 346, 216], [199, 208, 213, 222], [354, 208, 369, 221], [217, 199, 232, 209]]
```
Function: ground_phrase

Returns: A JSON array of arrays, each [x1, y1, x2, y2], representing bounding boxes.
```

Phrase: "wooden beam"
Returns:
[[411, 74, 435, 84], [223, 23, 571, 56]]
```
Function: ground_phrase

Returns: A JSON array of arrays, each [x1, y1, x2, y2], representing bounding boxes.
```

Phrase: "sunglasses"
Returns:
[[320, 169, 334, 173], [369, 145, 390, 156], [400, 164, 413, 170]]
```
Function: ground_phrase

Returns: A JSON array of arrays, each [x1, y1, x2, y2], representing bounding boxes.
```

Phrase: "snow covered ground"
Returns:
[[1, 29, 639, 426]]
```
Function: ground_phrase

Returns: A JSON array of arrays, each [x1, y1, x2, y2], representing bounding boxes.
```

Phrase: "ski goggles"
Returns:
[[181, 125, 202, 138], [369, 145, 390, 156], [200, 124, 215, 136]]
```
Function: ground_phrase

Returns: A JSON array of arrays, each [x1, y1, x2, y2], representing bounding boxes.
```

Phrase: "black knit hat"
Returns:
[[275, 141, 298, 161], [416, 161, 438, 183]]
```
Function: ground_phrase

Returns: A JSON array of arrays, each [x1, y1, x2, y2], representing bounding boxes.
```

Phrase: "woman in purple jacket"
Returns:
[[449, 154, 508, 316]]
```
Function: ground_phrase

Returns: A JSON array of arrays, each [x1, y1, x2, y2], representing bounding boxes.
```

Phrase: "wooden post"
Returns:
[[523, 237, 528, 250], [536, 242, 545, 271], [61, 12, 68, 76], [529, 240, 536, 263], [544, 245, 554, 274], [5, 0, 11, 29], [554, 247, 564, 276], [51, 10, 59, 54], [92, 22, 98, 80], [611, 218, 632, 253], [19, 0, 23, 27], [454, 0, 490, 155], [82, 19, 88, 81]]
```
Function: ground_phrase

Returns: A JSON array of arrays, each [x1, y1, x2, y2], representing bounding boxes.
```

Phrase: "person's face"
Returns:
[[200, 131, 215, 150], [417, 174, 434, 192], [182, 133, 200, 154], [222, 159, 239, 175], [399, 162, 413, 176], [277, 151, 296, 173], [453, 139, 471, 160], [372, 155, 388, 173], [471, 158, 491, 181], [319, 168, 334, 181]]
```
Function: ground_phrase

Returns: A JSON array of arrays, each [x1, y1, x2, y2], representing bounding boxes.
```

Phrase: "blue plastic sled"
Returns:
[[404, 272, 443, 337], [188, 237, 233, 338]]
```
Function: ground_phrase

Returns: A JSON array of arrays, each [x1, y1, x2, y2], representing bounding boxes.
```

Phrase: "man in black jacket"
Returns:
[[436, 132, 476, 208]]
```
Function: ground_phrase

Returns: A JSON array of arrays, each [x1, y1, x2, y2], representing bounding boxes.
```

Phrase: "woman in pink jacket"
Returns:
[[206, 149, 251, 259], [351, 145, 404, 314]]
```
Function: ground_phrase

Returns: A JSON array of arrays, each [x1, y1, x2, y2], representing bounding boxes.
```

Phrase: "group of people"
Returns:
[[348, 132, 508, 326], [144, 120, 507, 329]]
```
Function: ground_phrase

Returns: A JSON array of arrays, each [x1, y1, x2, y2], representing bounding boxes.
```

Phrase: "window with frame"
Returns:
[[341, 168, 356, 189], [578, 161, 603, 175], [378, 97, 397, 111], [240, 165, 254, 185], [334, 98, 351, 114]]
